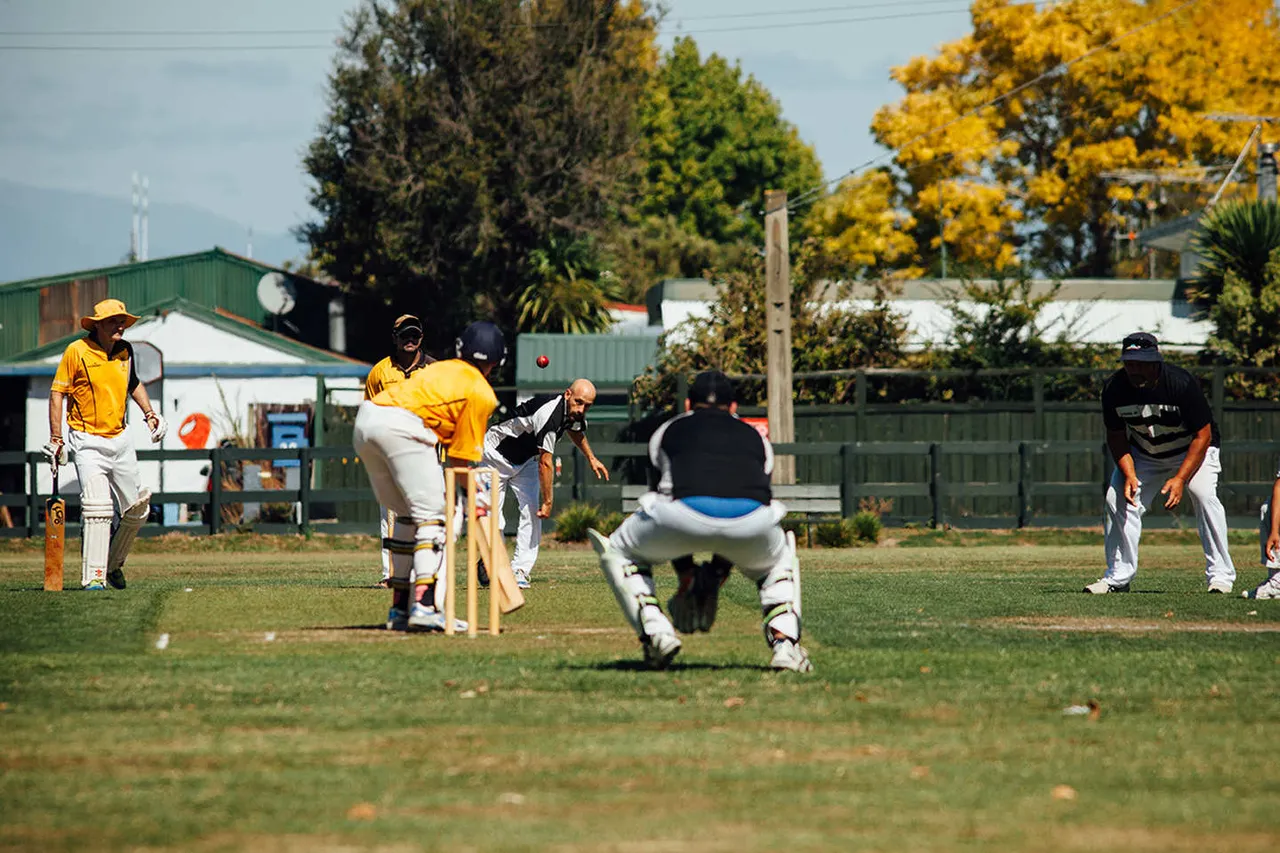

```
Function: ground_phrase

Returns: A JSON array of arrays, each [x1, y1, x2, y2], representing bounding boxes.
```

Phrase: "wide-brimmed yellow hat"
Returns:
[[80, 298, 139, 331]]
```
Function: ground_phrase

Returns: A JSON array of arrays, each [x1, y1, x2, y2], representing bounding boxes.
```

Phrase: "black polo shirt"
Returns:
[[1101, 364, 1220, 459]]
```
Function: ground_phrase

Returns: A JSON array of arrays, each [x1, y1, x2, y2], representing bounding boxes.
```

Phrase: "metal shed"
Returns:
[[0, 247, 342, 360]]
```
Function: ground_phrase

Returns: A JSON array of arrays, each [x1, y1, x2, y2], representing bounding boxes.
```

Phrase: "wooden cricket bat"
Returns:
[[485, 529, 525, 614], [44, 465, 64, 591]]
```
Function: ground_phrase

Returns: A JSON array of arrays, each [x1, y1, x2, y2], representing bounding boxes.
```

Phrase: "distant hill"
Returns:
[[0, 180, 308, 283]]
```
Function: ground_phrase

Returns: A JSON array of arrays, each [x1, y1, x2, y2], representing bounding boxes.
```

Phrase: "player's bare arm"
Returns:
[[1106, 428, 1140, 505], [1160, 423, 1213, 509], [537, 450, 554, 518], [44, 390, 67, 464], [130, 382, 166, 443], [1268, 477, 1280, 562], [568, 429, 609, 481]]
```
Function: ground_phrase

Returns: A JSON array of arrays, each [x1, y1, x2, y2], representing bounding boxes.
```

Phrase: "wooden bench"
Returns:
[[621, 484, 842, 543]]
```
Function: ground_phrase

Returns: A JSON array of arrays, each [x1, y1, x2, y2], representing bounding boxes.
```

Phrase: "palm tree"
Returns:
[[1190, 200, 1280, 372], [1190, 200, 1280, 305], [517, 236, 617, 334]]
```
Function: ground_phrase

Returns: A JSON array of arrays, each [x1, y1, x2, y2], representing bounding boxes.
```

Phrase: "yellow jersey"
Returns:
[[51, 337, 139, 437], [364, 352, 431, 400], [372, 359, 498, 462]]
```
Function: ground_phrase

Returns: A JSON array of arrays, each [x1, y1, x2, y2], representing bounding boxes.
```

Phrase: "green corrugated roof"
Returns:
[[515, 333, 660, 391], [3, 296, 362, 365], [0, 247, 318, 293]]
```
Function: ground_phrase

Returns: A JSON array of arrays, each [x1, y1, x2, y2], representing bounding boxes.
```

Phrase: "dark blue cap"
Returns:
[[689, 370, 735, 406], [1121, 332, 1162, 363]]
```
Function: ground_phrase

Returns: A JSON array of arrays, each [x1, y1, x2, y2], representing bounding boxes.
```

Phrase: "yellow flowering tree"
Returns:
[[821, 0, 1280, 277]]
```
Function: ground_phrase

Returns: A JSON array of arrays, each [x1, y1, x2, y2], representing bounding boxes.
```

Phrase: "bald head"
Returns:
[[565, 379, 597, 420]]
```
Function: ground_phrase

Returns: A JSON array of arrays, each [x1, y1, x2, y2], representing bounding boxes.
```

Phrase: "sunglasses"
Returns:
[[395, 330, 423, 341]]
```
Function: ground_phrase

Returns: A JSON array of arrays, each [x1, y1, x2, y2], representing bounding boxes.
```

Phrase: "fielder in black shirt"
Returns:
[[1086, 332, 1236, 594]]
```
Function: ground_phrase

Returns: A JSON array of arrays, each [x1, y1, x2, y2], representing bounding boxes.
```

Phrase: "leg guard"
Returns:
[[379, 507, 395, 583], [107, 488, 150, 575], [382, 516, 417, 591], [80, 480, 113, 589], [409, 519, 446, 606], [588, 529, 680, 666], [759, 532, 802, 643]]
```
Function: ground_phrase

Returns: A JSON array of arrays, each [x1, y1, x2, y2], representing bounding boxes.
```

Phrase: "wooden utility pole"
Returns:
[[764, 189, 795, 485]]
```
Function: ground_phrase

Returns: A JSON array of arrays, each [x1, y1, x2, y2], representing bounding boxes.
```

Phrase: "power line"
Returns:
[[0, 5, 975, 51], [677, 0, 967, 22], [0, 2, 966, 37], [784, 0, 1206, 214], [0, 2, 970, 38]]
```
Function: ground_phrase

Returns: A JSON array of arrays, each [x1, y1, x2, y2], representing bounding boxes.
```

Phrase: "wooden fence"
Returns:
[[4, 440, 1276, 538]]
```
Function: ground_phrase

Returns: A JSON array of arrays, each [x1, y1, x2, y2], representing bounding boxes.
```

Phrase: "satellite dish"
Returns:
[[257, 272, 297, 315], [132, 341, 164, 385]]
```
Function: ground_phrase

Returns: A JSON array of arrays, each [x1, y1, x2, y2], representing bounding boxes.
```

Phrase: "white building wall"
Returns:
[[37, 313, 306, 366], [658, 297, 1211, 349], [28, 375, 323, 496], [843, 299, 1211, 349]]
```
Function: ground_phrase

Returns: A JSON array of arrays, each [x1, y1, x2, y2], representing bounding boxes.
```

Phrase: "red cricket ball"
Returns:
[[536, 355, 549, 369]]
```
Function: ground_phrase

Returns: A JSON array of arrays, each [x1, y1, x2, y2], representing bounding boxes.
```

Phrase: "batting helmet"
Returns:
[[456, 321, 506, 367]]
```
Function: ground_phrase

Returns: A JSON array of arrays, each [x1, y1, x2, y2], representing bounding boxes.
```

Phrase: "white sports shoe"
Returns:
[[1207, 579, 1234, 594], [515, 570, 531, 590], [770, 639, 814, 673], [1242, 572, 1280, 600], [407, 603, 468, 633], [643, 632, 681, 670], [1083, 579, 1129, 594]]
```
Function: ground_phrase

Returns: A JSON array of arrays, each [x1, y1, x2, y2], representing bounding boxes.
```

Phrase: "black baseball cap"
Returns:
[[1120, 332, 1162, 363], [688, 370, 735, 406], [393, 314, 423, 337]]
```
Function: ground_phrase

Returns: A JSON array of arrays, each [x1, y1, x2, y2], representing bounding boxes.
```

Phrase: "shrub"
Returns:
[[554, 503, 603, 542], [851, 510, 883, 544], [596, 511, 625, 536], [814, 520, 854, 548]]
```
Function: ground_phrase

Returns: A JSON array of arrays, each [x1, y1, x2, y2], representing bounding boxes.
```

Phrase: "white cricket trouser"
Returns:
[[352, 402, 448, 591], [1103, 446, 1236, 587], [479, 449, 541, 579], [1260, 503, 1280, 569], [608, 493, 801, 642], [68, 429, 141, 513]]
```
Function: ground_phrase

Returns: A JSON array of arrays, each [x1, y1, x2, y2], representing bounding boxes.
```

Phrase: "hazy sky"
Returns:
[[0, 0, 979, 240]]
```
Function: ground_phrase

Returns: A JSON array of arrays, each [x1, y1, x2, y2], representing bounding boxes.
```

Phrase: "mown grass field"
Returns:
[[2, 535, 1279, 852]]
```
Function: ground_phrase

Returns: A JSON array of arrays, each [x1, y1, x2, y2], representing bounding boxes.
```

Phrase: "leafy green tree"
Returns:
[[632, 256, 910, 411], [301, 0, 656, 358], [607, 37, 823, 297], [929, 276, 1110, 402], [1193, 202, 1280, 397]]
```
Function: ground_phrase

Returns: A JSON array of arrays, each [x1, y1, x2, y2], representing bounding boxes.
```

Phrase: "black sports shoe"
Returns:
[[106, 567, 127, 590]]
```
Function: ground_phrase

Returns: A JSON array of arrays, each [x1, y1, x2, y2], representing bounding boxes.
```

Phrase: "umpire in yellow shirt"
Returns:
[[353, 320, 503, 632], [364, 314, 434, 586], [44, 299, 166, 590]]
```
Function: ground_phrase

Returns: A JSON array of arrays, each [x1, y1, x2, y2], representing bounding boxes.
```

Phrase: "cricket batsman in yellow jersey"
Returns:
[[364, 314, 434, 586], [44, 299, 167, 590], [352, 320, 503, 632]]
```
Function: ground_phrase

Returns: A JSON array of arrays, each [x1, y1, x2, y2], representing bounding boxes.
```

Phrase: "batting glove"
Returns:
[[145, 412, 167, 443], [42, 439, 68, 467]]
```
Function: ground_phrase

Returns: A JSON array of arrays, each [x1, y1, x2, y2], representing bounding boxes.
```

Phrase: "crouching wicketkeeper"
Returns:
[[587, 370, 811, 672]]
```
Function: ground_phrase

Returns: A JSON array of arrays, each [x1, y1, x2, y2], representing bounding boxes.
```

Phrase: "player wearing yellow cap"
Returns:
[[44, 299, 166, 590], [364, 314, 435, 587], [353, 321, 503, 631]]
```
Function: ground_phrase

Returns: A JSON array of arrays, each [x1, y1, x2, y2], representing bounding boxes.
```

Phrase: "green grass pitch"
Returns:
[[2, 539, 1278, 852]]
